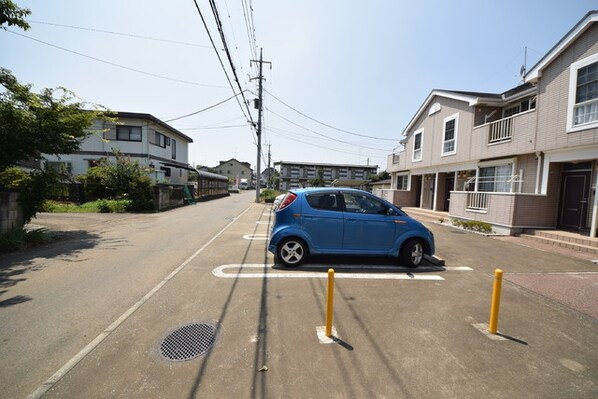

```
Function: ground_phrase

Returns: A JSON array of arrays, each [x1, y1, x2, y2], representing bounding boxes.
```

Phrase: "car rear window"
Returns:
[[306, 193, 338, 211]]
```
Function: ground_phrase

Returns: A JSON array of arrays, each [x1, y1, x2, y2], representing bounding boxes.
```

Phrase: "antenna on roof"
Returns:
[[520, 46, 528, 81]]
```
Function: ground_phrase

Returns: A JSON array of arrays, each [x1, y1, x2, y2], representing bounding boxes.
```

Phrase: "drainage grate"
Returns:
[[160, 322, 217, 361]]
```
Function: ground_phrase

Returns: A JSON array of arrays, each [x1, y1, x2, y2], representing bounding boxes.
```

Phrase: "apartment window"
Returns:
[[151, 131, 170, 148], [478, 164, 512, 193], [412, 129, 423, 162], [442, 114, 458, 155], [396, 175, 408, 190], [161, 167, 171, 177], [503, 97, 536, 118], [568, 54, 598, 131], [171, 139, 176, 159], [47, 161, 72, 174], [116, 126, 142, 141]]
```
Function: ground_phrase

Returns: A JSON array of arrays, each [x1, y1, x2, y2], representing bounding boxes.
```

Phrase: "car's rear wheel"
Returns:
[[400, 239, 424, 268], [277, 237, 308, 267]]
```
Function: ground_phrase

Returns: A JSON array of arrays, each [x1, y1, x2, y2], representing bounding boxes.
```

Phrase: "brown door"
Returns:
[[558, 171, 591, 230]]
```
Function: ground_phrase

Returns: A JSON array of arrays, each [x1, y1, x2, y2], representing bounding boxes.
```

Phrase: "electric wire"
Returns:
[[29, 20, 211, 48], [265, 89, 396, 141], [164, 91, 246, 122], [207, 0, 255, 124], [6, 29, 227, 89], [267, 107, 392, 152], [266, 127, 385, 161], [191, 0, 255, 127]]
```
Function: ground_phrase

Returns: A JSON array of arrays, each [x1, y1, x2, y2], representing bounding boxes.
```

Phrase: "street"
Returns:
[[1, 191, 597, 398]]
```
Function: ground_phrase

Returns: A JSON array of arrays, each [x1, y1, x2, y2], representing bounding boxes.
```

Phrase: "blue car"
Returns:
[[268, 188, 435, 268]]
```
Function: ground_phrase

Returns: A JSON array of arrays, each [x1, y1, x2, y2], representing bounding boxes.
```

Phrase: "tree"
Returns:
[[309, 168, 325, 187], [0, 0, 30, 31], [0, 69, 104, 171], [370, 170, 390, 182]]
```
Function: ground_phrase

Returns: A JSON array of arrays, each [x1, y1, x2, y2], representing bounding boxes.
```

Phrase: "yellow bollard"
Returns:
[[325, 268, 335, 337], [488, 269, 503, 334]]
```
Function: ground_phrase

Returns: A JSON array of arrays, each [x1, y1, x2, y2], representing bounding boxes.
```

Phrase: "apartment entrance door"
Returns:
[[558, 163, 592, 230]]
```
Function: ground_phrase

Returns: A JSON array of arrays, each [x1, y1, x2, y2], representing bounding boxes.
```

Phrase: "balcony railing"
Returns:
[[488, 117, 513, 143], [467, 192, 488, 211]]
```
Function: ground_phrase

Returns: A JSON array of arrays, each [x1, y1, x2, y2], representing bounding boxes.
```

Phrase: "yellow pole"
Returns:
[[488, 269, 503, 334], [325, 268, 335, 337]]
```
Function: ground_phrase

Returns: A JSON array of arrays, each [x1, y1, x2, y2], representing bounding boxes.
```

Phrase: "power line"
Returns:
[[265, 89, 396, 141], [29, 20, 211, 48], [205, 0, 255, 127], [6, 30, 227, 89], [191, 0, 255, 126], [163, 91, 246, 122], [267, 107, 392, 152], [266, 127, 386, 160]]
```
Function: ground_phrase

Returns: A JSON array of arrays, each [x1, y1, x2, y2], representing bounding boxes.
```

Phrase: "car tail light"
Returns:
[[277, 193, 297, 211]]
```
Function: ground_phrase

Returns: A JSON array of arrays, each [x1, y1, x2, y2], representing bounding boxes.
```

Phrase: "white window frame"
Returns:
[[442, 113, 459, 156], [396, 174, 409, 191], [567, 52, 598, 132], [412, 129, 423, 162]]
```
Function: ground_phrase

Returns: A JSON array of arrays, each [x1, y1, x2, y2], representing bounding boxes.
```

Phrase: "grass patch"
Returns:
[[42, 199, 133, 213], [0, 227, 52, 252]]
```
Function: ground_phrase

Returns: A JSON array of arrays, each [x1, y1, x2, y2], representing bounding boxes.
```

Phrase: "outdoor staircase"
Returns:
[[518, 229, 598, 257]]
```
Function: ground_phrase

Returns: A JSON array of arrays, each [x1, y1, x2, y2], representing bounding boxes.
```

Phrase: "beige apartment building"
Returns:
[[387, 11, 598, 237], [275, 161, 378, 191]]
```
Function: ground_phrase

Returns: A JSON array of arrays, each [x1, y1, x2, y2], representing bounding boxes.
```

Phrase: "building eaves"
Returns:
[[525, 10, 598, 83], [110, 111, 193, 143]]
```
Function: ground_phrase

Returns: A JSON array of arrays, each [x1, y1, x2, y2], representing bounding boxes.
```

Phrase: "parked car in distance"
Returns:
[[268, 188, 435, 268]]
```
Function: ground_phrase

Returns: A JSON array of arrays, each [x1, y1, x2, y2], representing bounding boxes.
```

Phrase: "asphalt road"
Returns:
[[1, 192, 597, 398], [0, 191, 256, 399]]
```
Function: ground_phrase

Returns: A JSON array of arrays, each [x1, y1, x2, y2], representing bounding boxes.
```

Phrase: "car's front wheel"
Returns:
[[277, 237, 308, 267], [400, 238, 424, 268]]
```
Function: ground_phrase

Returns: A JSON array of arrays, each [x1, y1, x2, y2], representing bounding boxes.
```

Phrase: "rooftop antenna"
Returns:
[[519, 46, 527, 81]]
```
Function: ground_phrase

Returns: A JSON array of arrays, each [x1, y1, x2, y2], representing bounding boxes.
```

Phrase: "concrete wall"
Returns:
[[0, 191, 23, 233]]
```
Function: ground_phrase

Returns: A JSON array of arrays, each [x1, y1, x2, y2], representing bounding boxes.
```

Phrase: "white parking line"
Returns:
[[243, 233, 270, 240], [212, 264, 445, 280]]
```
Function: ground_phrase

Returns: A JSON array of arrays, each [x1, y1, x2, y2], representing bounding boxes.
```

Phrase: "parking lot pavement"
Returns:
[[36, 203, 598, 398]]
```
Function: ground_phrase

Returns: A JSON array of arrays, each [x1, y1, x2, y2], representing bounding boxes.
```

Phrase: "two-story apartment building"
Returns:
[[214, 158, 253, 184], [275, 161, 378, 191], [43, 112, 193, 184], [388, 11, 598, 237]]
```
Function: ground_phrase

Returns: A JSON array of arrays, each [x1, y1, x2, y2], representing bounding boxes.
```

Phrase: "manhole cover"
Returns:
[[160, 322, 217, 361]]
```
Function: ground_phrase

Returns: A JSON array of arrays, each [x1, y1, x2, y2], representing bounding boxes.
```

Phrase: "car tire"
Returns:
[[400, 238, 424, 268], [277, 237, 308, 267]]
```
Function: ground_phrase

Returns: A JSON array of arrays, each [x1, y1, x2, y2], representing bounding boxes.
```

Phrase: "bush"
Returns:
[[0, 227, 50, 252], [79, 151, 154, 211], [451, 218, 492, 233], [0, 167, 61, 224], [260, 189, 280, 203]]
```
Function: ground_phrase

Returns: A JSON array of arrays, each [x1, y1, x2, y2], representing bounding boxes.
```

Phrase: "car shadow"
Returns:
[[272, 254, 443, 274]]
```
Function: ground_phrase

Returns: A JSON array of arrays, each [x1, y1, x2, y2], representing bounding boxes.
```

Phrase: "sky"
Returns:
[[1, 1, 596, 173]]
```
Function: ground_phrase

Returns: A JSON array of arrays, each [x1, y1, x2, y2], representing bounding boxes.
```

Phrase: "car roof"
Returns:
[[290, 187, 370, 195]]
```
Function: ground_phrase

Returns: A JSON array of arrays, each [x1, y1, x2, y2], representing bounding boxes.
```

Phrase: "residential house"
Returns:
[[387, 11, 598, 236], [260, 167, 276, 188], [388, 11, 598, 237], [43, 112, 193, 184], [275, 161, 378, 191], [215, 158, 253, 185]]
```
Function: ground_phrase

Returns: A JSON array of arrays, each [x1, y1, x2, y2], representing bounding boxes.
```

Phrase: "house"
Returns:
[[387, 10, 598, 238], [214, 158, 253, 185], [42, 112, 194, 184], [275, 161, 378, 191]]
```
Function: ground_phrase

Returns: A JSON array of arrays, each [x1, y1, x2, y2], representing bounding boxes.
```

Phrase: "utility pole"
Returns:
[[250, 48, 271, 203]]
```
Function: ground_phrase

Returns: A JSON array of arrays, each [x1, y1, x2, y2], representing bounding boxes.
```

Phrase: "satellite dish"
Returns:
[[519, 65, 526, 78]]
